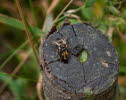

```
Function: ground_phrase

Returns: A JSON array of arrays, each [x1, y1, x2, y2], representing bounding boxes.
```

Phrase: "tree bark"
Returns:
[[40, 23, 119, 100]]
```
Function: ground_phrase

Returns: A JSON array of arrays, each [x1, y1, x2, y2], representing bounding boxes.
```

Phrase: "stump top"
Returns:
[[40, 23, 118, 95]]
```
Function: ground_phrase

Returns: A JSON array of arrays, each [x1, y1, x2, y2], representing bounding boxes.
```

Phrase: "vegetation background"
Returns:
[[0, 0, 126, 100]]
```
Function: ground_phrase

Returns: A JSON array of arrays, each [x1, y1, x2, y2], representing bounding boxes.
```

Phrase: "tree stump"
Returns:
[[40, 23, 119, 100]]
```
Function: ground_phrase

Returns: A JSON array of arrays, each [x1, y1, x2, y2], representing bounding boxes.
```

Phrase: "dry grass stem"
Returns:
[[15, 0, 40, 66], [52, 0, 74, 25], [47, 0, 60, 15], [42, 0, 59, 31], [36, 73, 43, 100], [116, 28, 126, 44], [107, 27, 114, 38]]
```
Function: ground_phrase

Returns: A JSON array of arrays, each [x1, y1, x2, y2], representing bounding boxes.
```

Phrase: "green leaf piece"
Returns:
[[85, 0, 97, 8], [0, 14, 44, 36], [81, 7, 95, 20], [120, 66, 126, 74], [0, 73, 30, 100], [79, 50, 88, 63], [108, 6, 120, 16]]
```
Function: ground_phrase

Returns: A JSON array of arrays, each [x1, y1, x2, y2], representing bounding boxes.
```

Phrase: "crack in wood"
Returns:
[[57, 31, 63, 37], [71, 25, 77, 37]]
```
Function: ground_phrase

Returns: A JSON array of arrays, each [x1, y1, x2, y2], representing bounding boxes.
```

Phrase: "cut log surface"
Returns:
[[40, 23, 119, 100]]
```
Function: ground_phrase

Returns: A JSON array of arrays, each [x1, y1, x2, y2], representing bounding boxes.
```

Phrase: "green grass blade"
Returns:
[[0, 71, 37, 83], [0, 72, 34, 100], [0, 41, 28, 70], [0, 51, 13, 60], [0, 14, 44, 36]]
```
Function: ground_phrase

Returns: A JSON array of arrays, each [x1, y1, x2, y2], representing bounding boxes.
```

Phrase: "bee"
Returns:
[[52, 38, 70, 63]]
